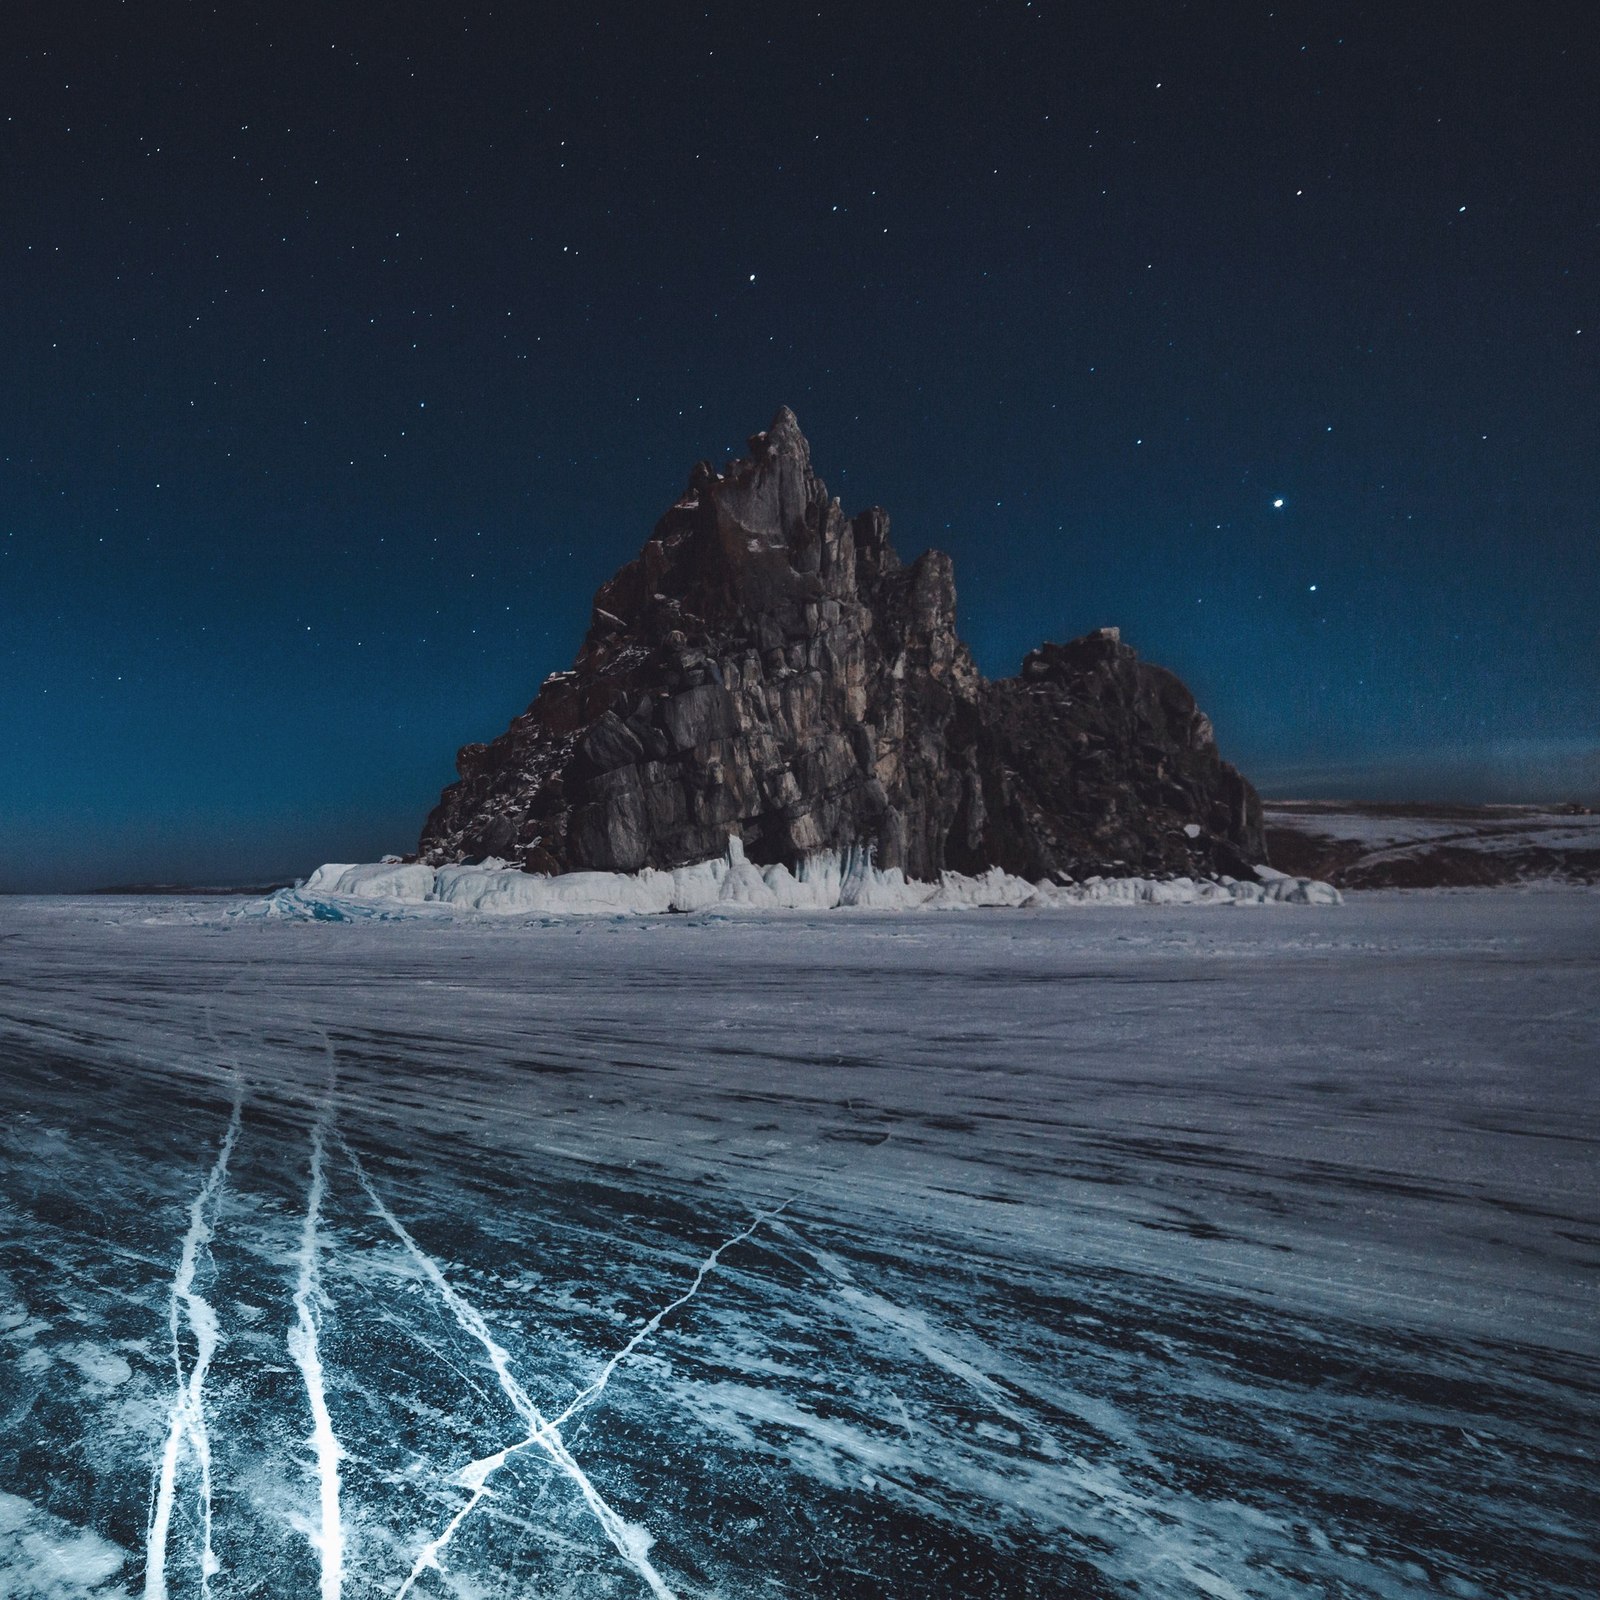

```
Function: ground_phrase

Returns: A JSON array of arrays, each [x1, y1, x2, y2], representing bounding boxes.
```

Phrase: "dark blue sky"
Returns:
[[3, 2, 1595, 890]]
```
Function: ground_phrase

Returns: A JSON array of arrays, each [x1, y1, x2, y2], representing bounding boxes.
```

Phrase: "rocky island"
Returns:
[[420, 408, 1266, 884]]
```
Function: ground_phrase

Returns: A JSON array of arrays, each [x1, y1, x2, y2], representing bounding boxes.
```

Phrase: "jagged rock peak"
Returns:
[[681, 405, 816, 507], [755, 403, 809, 459], [418, 411, 1267, 882]]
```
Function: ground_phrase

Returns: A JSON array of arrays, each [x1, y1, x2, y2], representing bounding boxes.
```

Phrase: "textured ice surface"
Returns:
[[0, 892, 1595, 1598]]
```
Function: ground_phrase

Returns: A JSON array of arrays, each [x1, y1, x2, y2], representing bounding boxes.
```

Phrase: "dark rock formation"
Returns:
[[966, 634, 1265, 881], [419, 409, 1266, 881]]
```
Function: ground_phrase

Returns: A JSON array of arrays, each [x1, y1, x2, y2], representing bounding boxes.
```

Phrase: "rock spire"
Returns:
[[419, 410, 1266, 881]]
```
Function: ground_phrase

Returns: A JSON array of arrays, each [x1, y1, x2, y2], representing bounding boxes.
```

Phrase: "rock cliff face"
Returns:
[[419, 409, 1266, 881]]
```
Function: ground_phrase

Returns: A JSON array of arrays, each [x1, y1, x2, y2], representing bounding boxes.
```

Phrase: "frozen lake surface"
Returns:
[[1, 892, 1596, 1599]]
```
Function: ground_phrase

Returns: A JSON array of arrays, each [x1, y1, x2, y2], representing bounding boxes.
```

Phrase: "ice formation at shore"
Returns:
[[260, 839, 1340, 920]]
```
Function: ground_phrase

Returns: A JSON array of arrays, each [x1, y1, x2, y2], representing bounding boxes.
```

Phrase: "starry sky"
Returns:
[[2, 2, 1595, 890]]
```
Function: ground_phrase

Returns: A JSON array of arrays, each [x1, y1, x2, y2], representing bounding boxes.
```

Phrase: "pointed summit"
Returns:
[[765, 403, 805, 444], [711, 404, 824, 554], [748, 404, 811, 469]]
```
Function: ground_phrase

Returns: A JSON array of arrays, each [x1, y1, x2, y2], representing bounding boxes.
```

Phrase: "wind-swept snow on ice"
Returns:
[[0, 890, 1596, 1598]]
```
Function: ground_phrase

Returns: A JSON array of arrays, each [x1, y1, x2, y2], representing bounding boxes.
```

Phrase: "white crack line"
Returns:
[[143, 1084, 242, 1600], [289, 1116, 345, 1600], [550, 1196, 795, 1432], [401, 1193, 796, 1595], [341, 1142, 678, 1600]]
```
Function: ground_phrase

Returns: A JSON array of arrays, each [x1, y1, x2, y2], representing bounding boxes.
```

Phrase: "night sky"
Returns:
[[3, 2, 1595, 891]]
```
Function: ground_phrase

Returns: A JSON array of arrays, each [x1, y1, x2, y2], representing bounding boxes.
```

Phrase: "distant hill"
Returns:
[[1263, 801, 1600, 888]]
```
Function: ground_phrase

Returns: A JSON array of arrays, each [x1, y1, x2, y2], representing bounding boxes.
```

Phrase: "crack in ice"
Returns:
[[143, 1087, 242, 1600], [342, 1142, 678, 1600], [550, 1196, 794, 1432], [289, 1118, 345, 1600], [400, 1196, 794, 1591]]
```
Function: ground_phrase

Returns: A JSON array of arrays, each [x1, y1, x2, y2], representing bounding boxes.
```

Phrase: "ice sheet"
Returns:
[[0, 892, 1595, 1598]]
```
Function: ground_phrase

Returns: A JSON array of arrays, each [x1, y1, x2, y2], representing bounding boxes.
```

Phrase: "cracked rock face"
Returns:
[[418, 408, 1266, 880]]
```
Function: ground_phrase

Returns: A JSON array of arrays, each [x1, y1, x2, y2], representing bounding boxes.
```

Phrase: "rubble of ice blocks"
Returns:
[[259, 840, 1341, 921]]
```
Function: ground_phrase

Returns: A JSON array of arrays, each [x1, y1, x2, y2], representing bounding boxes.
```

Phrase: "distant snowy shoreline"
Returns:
[[249, 839, 1341, 921]]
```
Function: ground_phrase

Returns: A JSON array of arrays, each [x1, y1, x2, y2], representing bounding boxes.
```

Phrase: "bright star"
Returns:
[[1273, 497, 1284, 508]]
